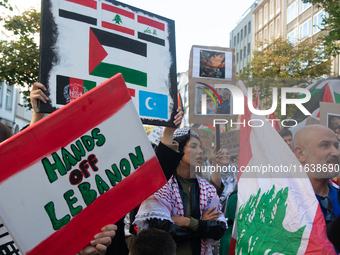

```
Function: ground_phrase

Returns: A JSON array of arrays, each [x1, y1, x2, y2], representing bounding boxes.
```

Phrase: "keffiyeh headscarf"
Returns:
[[134, 175, 226, 255], [173, 128, 201, 152]]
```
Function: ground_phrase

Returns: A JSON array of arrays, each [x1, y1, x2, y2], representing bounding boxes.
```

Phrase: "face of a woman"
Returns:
[[182, 137, 203, 167], [220, 148, 230, 165]]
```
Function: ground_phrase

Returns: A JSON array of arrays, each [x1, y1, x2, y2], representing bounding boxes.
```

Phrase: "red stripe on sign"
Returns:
[[0, 74, 131, 184], [66, 0, 97, 9], [128, 88, 135, 97], [137, 15, 165, 31], [69, 78, 84, 101], [27, 156, 166, 255], [102, 3, 134, 19], [102, 21, 134, 36]]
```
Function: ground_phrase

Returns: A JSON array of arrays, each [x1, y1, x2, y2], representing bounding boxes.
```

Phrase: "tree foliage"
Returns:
[[238, 37, 331, 119], [303, 0, 340, 57], [0, 8, 40, 109]]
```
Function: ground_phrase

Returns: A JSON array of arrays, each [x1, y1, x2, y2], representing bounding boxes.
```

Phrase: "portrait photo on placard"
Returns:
[[194, 83, 232, 115], [192, 48, 232, 81]]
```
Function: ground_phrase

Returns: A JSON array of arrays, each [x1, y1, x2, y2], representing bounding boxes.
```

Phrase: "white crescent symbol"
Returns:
[[146, 97, 154, 110]]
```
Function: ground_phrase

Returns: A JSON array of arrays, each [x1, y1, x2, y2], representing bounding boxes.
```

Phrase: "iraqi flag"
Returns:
[[228, 80, 336, 254], [0, 74, 166, 255], [137, 15, 166, 46], [101, 2, 136, 36]]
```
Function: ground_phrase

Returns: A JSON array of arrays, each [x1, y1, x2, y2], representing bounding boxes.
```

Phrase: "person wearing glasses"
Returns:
[[294, 124, 340, 253]]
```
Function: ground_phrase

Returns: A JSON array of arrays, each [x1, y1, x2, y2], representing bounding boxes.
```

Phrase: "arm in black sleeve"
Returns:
[[195, 220, 227, 240], [147, 218, 193, 243], [156, 142, 184, 181]]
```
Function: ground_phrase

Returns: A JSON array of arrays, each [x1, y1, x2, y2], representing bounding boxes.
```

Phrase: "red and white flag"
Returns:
[[228, 80, 336, 254], [101, 2, 136, 36], [0, 74, 166, 255]]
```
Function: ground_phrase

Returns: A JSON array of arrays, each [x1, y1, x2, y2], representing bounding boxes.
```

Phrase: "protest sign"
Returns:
[[148, 126, 164, 145], [220, 130, 240, 156], [188, 45, 236, 124], [191, 128, 213, 158], [0, 74, 166, 255], [39, 0, 177, 126]]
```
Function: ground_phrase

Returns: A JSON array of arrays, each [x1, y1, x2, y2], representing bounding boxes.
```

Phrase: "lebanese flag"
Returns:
[[101, 2, 136, 36], [228, 80, 336, 254], [0, 74, 166, 255]]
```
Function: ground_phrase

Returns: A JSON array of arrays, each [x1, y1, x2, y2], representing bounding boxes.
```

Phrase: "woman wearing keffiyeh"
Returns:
[[134, 128, 227, 255]]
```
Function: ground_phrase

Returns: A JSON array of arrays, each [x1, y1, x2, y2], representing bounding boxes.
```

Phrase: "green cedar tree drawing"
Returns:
[[113, 14, 123, 25], [237, 185, 306, 254]]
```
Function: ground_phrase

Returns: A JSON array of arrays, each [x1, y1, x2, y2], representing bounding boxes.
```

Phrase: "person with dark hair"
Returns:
[[278, 128, 294, 151], [0, 123, 12, 143], [129, 228, 176, 255], [134, 127, 227, 255]]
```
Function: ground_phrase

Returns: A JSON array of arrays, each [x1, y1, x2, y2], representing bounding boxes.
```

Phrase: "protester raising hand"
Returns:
[[30, 82, 49, 125]]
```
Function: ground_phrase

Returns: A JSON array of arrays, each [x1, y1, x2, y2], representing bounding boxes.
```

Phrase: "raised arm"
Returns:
[[30, 82, 49, 125]]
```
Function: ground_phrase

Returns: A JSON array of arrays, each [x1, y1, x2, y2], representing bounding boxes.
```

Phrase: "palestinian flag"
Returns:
[[56, 75, 96, 105], [291, 78, 340, 124], [101, 3, 135, 36], [228, 80, 336, 254], [0, 74, 166, 255]]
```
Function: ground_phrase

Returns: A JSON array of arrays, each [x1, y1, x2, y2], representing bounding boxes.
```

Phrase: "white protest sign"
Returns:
[[39, 0, 177, 126], [148, 126, 164, 145], [0, 74, 166, 255]]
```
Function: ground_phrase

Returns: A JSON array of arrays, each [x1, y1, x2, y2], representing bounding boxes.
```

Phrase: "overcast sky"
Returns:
[[122, 0, 257, 73]]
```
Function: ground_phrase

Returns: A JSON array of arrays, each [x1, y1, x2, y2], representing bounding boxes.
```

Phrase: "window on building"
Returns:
[[247, 43, 250, 55], [269, 22, 274, 39], [248, 21, 251, 33], [259, 9, 263, 29], [240, 69, 243, 73], [230, 40, 232, 47], [264, 4, 268, 24], [313, 11, 328, 34], [264, 27, 268, 41], [244, 25, 247, 36], [244, 46, 246, 58], [276, 17, 280, 35], [240, 50, 243, 60], [241, 29, 243, 40], [234, 36, 236, 46], [299, 19, 312, 40], [287, 28, 298, 44], [300, 0, 311, 14], [287, 1, 298, 23], [5, 84, 13, 110], [237, 52, 239, 63], [237, 33, 239, 44], [185, 84, 188, 92], [276, 0, 280, 14], [270, 0, 274, 19]]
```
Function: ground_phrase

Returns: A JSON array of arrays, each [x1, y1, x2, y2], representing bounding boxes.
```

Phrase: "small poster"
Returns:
[[188, 45, 236, 124]]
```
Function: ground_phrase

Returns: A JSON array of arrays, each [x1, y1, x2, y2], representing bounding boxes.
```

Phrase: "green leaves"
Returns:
[[0, 8, 40, 110]]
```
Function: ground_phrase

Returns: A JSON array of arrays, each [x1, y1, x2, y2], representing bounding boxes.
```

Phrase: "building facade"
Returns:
[[0, 0, 40, 133], [252, 0, 339, 76], [229, 1, 258, 75]]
